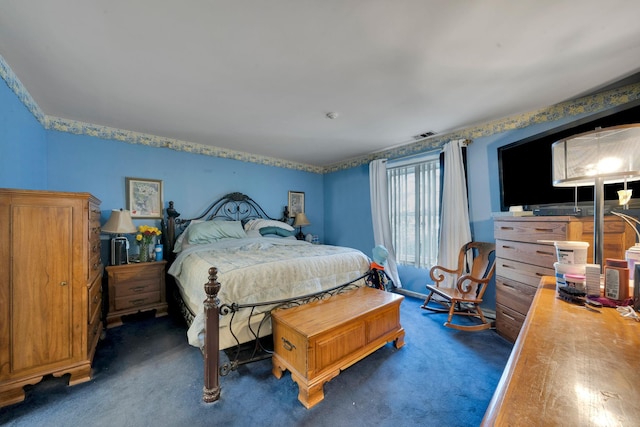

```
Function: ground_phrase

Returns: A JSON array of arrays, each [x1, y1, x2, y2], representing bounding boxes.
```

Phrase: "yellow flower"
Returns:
[[136, 225, 162, 245]]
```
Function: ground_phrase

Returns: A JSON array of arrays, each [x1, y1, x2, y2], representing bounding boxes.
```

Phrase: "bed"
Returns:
[[164, 192, 374, 402]]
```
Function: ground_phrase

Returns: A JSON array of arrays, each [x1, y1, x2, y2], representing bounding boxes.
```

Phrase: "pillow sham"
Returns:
[[173, 220, 203, 253], [259, 226, 295, 238], [244, 218, 294, 232], [186, 220, 247, 245]]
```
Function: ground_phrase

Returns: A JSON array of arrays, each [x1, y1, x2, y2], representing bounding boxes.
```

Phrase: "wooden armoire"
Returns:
[[0, 189, 103, 407]]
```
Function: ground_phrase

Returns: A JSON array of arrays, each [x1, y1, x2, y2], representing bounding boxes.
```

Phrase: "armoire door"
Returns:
[[10, 202, 75, 373]]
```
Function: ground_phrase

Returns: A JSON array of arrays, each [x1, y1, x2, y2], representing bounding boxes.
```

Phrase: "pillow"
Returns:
[[259, 226, 295, 238], [173, 220, 203, 253], [245, 229, 262, 238], [186, 220, 247, 244], [244, 218, 294, 232]]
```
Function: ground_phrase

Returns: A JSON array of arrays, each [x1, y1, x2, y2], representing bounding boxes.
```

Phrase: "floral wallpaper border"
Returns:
[[2, 54, 639, 175]]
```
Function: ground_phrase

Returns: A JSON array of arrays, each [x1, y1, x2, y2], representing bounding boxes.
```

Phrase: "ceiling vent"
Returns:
[[413, 131, 436, 140]]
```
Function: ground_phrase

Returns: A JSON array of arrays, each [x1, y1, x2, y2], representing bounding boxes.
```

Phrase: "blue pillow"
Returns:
[[259, 226, 295, 237]]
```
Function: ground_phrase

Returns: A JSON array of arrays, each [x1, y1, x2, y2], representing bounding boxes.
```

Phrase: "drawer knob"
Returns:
[[60, 281, 68, 287], [281, 337, 296, 352]]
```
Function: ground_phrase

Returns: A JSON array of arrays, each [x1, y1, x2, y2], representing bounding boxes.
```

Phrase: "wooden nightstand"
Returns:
[[105, 260, 168, 328]]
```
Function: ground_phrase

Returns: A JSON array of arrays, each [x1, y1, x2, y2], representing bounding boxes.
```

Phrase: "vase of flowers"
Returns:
[[136, 225, 162, 262]]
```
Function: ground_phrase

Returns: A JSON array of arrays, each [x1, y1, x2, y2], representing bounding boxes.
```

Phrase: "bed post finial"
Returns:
[[203, 267, 221, 403]]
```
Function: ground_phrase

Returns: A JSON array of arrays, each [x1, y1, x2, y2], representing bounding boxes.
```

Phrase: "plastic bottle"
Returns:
[[155, 244, 163, 262]]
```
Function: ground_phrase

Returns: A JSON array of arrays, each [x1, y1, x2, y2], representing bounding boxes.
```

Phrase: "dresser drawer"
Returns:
[[496, 276, 538, 316], [114, 291, 161, 311], [495, 239, 556, 267], [88, 274, 102, 321], [495, 302, 526, 343], [496, 257, 554, 288], [494, 220, 568, 243], [87, 306, 103, 354]]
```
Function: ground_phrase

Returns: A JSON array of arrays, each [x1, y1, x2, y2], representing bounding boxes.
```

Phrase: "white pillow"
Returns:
[[173, 220, 203, 253], [244, 218, 294, 232], [245, 229, 262, 238]]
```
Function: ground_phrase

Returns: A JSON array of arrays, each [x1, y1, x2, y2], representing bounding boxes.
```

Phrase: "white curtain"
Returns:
[[369, 159, 402, 288], [437, 139, 472, 272]]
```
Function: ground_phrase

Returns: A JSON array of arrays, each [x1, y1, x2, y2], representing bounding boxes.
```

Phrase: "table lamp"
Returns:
[[102, 208, 137, 265], [552, 124, 640, 268], [293, 212, 310, 240]]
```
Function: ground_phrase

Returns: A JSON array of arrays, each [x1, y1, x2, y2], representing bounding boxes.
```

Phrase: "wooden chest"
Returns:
[[271, 286, 404, 408]]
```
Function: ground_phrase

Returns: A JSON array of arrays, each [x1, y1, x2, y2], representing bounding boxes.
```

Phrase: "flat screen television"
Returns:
[[498, 103, 640, 213]]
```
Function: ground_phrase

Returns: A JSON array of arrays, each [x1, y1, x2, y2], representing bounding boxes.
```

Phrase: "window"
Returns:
[[388, 154, 440, 268]]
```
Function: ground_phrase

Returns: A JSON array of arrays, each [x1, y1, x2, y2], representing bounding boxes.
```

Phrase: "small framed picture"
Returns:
[[126, 177, 163, 219], [288, 191, 305, 218]]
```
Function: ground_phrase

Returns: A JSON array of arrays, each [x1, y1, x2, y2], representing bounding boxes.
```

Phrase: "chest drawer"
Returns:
[[496, 276, 538, 316], [495, 302, 526, 343], [494, 220, 568, 243], [496, 257, 554, 288], [495, 239, 556, 267]]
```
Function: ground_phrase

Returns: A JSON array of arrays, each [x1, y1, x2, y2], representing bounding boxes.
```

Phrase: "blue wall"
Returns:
[[0, 79, 47, 189], [45, 131, 323, 238]]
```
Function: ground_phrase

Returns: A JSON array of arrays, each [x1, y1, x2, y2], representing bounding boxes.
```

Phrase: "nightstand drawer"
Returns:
[[114, 291, 161, 311], [112, 277, 160, 297]]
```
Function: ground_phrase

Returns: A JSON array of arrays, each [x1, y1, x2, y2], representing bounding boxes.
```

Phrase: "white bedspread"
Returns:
[[167, 237, 371, 349]]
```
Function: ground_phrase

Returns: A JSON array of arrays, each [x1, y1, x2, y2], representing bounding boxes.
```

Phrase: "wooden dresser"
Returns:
[[271, 287, 405, 408], [482, 277, 640, 426], [0, 189, 103, 407], [494, 215, 635, 343]]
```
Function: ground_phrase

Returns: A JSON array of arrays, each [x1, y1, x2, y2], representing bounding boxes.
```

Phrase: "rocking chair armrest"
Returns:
[[455, 274, 491, 295], [429, 265, 460, 285]]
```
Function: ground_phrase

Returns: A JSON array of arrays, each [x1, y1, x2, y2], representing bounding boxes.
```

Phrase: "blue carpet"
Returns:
[[0, 295, 512, 427]]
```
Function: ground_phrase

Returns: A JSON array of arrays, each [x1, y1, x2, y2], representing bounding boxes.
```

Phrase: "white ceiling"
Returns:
[[1, 1, 640, 167]]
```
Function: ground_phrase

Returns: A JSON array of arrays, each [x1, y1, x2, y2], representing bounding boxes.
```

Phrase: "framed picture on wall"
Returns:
[[126, 177, 163, 219], [288, 191, 305, 218]]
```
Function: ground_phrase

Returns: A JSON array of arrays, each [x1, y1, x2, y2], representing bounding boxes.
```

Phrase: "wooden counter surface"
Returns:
[[482, 276, 640, 426]]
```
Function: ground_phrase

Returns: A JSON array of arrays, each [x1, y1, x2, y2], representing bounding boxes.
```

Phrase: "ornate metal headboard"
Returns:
[[164, 192, 288, 261]]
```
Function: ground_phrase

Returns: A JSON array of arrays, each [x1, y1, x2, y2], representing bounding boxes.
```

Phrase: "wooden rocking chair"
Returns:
[[421, 241, 496, 331]]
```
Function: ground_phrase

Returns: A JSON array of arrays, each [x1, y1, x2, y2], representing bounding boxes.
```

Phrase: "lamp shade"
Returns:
[[293, 212, 310, 227], [102, 209, 137, 234], [552, 123, 640, 269], [552, 124, 640, 187]]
